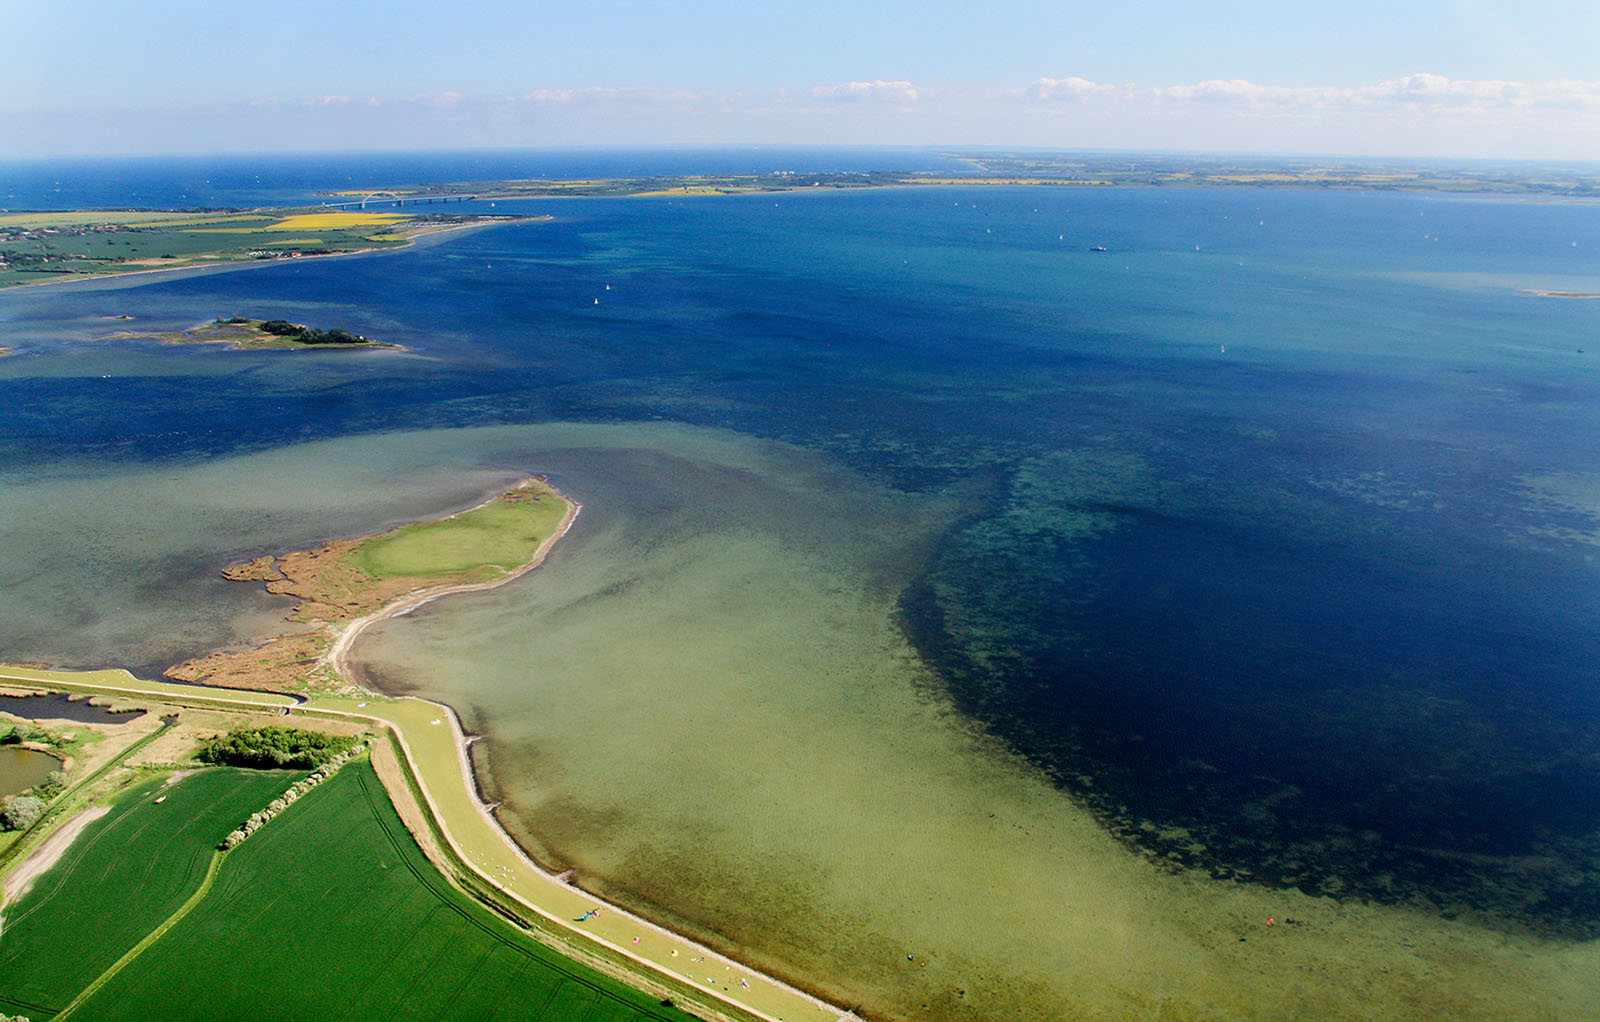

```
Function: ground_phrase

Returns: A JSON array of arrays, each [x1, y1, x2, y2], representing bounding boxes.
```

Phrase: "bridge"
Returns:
[[321, 191, 478, 210]]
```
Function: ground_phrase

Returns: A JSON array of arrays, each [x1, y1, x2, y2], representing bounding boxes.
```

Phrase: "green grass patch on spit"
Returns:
[[346, 480, 569, 582]]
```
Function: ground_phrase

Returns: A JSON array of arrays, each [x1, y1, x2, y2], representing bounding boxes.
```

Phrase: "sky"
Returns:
[[5, 0, 1600, 159]]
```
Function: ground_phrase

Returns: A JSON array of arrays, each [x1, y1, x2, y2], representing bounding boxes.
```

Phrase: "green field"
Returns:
[[347, 483, 570, 582], [33, 762, 689, 1022], [0, 768, 303, 1018], [0, 209, 461, 290]]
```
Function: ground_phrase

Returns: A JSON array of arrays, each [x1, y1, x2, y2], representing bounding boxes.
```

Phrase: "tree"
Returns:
[[0, 723, 48, 746], [198, 726, 356, 769], [2, 795, 46, 831]]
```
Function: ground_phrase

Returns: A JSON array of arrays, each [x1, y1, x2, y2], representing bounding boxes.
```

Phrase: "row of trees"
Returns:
[[199, 725, 359, 769], [221, 739, 367, 850]]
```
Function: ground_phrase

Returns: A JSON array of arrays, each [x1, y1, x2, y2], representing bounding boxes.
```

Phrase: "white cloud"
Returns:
[[1354, 73, 1600, 111], [1020, 72, 1600, 117], [1028, 77, 1119, 102], [810, 80, 919, 103], [1152, 79, 1297, 105], [28, 72, 1600, 161], [1135, 72, 1600, 114], [522, 86, 718, 105]]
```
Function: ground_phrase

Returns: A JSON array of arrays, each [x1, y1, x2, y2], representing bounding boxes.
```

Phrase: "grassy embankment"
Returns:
[[0, 209, 505, 290], [0, 759, 694, 1022], [0, 666, 812, 1022], [164, 477, 572, 695]]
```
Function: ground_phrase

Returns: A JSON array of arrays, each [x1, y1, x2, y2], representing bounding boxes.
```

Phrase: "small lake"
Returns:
[[0, 747, 62, 796], [0, 693, 137, 724]]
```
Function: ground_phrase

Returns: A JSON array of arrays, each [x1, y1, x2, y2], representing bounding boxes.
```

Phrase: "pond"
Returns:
[[0, 693, 137, 725], [0, 747, 62, 797]]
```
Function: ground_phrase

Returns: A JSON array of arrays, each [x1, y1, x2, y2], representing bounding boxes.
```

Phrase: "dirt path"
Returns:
[[3, 805, 110, 905]]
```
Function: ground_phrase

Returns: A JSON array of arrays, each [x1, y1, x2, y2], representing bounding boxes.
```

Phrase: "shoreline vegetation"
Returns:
[[0, 476, 848, 1022], [0, 210, 541, 291]]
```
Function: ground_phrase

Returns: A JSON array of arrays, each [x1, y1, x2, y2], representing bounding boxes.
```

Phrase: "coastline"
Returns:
[[324, 494, 581, 673], [164, 475, 566, 694], [48, 477, 847, 1021], [319, 495, 846, 1020], [0, 474, 850, 1022], [0, 216, 538, 296]]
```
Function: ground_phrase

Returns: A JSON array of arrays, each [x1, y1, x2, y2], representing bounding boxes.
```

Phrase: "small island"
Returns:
[[101, 316, 405, 351], [166, 476, 575, 693]]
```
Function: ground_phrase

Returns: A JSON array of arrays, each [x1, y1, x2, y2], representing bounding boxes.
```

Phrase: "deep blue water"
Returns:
[[4, 151, 1600, 935]]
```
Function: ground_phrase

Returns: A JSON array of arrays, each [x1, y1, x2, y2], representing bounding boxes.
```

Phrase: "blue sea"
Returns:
[[3, 148, 1599, 1017]]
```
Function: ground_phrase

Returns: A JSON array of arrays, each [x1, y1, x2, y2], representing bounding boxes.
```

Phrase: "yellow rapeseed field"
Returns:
[[265, 213, 408, 231]]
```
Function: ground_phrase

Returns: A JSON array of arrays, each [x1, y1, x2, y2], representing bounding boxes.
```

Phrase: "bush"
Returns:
[[0, 723, 49, 746], [39, 770, 67, 796], [2, 795, 46, 831], [198, 726, 357, 770]]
